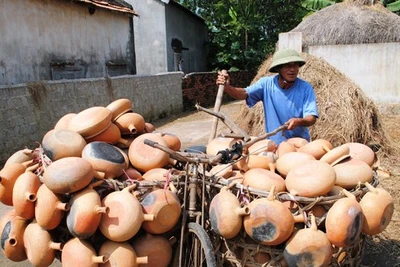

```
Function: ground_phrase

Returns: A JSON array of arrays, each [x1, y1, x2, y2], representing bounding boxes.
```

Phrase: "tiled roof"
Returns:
[[71, 0, 138, 16]]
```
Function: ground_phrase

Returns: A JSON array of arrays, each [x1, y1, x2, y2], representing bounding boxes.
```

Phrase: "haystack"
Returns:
[[235, 53, 394, 157]]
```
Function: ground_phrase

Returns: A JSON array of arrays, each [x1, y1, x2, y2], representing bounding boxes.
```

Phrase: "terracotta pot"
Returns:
[[119, 166, 143, 181], [209, 163, 233, 178], [0, 163, 28, 206], [131, 233, 172, 267], [325, 189, 364, 247], [206, 137, 241, 156], [62, 237, 106, 267], [0, 209, 28, 262], [144, 122, 156, 133], [42, 129, 87, 161], [333, 158, 374, 189], [23, 221, 63, 267], [226, 170, 245, 184], [275, 141, 296, 158], [275, 151, 316, 178], [297, 139, 333, 160], [128, 133, 170, 173], [286, 137, 309, 150], [285, 160, 336, 197], [68, 106, 112, 138], [99, 240, 148, 267], [242, 167, 286, 193], [67, 181, 107, 239], [243, 186, 298, 246], [106, 98, 133, 121], [209, 186, 249, 239], [359, 182, 394, 235], [247, 139, 277, 154], [35, 184, 70, 230], [43, 157, 101, 194], [141, 188, 181, 234], [86, 123, 130, 147], [100, 185, 154, 242], [346, 142, 376, 167], [142, 168, 170, 182], [236, 152, 276, 171], [114, 112, 145, 135], [54, 113, 76, 130], [159, 132, 182, 151], [320, 144, 350, 166], [82, 141, 128, 179], [4, 148, 35, 168], [12, 171, 41, 220], [284, 215, 333, 266]]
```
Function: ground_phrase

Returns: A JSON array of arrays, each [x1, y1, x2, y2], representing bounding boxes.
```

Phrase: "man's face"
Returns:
[[279, 62, 300, 83]]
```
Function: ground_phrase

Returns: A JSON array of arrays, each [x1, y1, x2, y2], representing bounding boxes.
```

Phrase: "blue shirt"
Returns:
[[245, 75, 318, 144]]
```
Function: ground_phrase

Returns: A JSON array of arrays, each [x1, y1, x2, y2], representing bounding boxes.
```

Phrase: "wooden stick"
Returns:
[[208, 70, 227, 143]]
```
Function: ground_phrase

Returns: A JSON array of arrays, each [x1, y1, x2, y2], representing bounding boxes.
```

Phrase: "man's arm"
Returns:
[[285, 115, 317, 130]]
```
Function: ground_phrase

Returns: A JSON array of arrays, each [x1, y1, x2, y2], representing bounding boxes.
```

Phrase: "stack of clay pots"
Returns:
[[207, 136, 394, 266], [0, 99, 182, 267]]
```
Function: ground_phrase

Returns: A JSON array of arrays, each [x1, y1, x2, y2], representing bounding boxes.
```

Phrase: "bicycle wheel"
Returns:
[[177, 222, 217, 267]]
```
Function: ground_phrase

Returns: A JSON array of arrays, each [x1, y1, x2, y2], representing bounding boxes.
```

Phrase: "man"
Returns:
[[216, 48, 319, 144]]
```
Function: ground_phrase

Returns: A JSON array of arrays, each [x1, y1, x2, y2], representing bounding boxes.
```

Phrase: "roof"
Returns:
[[70, 0, 138, 16]]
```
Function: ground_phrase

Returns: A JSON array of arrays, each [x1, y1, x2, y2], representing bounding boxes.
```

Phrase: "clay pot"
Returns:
[[285, 160, 336, 197], [142, 168, 170, 182], [159, 132, 182, 151], [226, 170, 245, 184], [100, 185, 154, 242], [12, 171, 41, 220], [209, 186, 250, 239], [209, 163, 233, 178], [54, 113, 76, 130], [297, 139, 333, 160], [68, 106, 112, 138], [62, 237, 106, 267], [42, 129, 87, 161], [144, 122, 156, 133], [114, 112, 146, 135], [333, 158, 374, 189], [0, 163, 28, 206], [247, 139, 277, 154], [43, 157, 101, 194], [67, 181, 107, 239], [23, 221, 63, 267], [275, 151, 316, 178], [141, 188, 181, 234], [131, 233, 173, 267], [242, 167, 286, 193], [35, 184, 70, 230], [119, 166, 143, 181], [82, 141, 128, 179], [275, 141, 296, 158], [320, 144, 350, 166], [346, 142, 376, 167], [286, 137, 309, 150], [86, 123, 130, 147], [243, 186, 298, 246], [0, 209, 29, 262], [235, 152, 276, 171], [359, 182, 394, 235], [206, 137, 241, 156], [326, 189, 364, 247], [128, 133, 170, 173], [284, 215, 333, 267], [4, 148, 35, 168], [99, 241, 148, 267], [106, 98, 133, 121]]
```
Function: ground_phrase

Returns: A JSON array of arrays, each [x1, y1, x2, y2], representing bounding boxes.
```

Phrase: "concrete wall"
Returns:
[[0, 73, 183, 165], [0, 0, 135, 86]]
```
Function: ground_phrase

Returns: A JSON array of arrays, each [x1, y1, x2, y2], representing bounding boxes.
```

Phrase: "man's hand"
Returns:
[[285, 118, 303, 130], [216, 70, 229, 86]]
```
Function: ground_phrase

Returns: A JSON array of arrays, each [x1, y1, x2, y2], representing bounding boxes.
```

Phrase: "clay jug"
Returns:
[[297, 139, 333, 160], [159, 132, 182, 151], [346, 142, 376, 167], [243, 186, 298, 246], [106, 98, 133, 121], [23, 221, 63, 267], [0, 209, 28, 262], [82, 141, 128, 179], [54, 113, 76, 130], [4, 148, 35, 168], [99, 185, 154, 242], [275, 141, 296, 158], [12, 171, 41, 220], [320, 144, 350, 166], [119, 166, 143, 181], [86, 123, 130, 147], [242, 166, 286, 193], [114, 112, 146, 135], [0, 162, 28, 206], [99, 240, 148, 267], [43, 157, 102, 194], [209, 163, 233, 178], [284, 215, 333, 267], [285, 160, 336, 197], [333, 158, 373, 189], [128, 133, 170, 172], [359, 182, 394, 235], [144, 122, 156, 133], [67, 181, 107, 239], [142, 168, 170, 182], [141, 188, 181, 234], [42, 129, 87, 161], [209, 186, 249, 239], [62, 237, 106, 267], [131, 233, 173, 267], [235, 152, 276, 171], [206, 137, 241, 156], [35, 184, 70, 230], [247, 139, 277, 154], [275, 151, 316, 178], [226, 170, 245, 184], [325, 189, 364, 247], [68, 106, 112, 138], [286, 137, 309, 150]]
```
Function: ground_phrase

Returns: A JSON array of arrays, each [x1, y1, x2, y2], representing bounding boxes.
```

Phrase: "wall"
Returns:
[[0, 73, 183, 165], [0, 0, 135, 86]]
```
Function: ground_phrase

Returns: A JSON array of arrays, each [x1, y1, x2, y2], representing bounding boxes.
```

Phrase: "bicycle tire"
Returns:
[[177, 222, 217, 267]]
